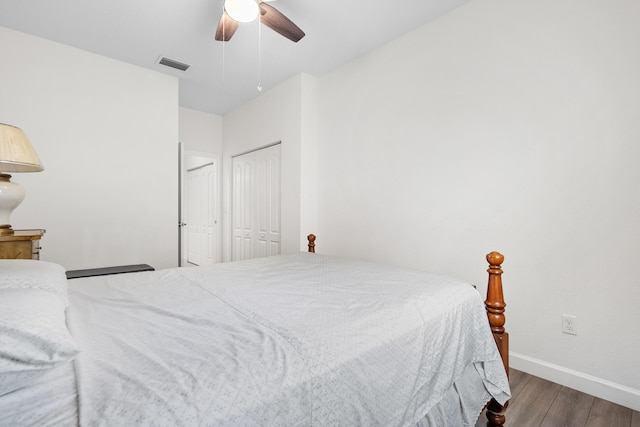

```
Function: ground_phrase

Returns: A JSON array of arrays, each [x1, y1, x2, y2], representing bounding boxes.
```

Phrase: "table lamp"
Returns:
[[0, 123, 44, 235]]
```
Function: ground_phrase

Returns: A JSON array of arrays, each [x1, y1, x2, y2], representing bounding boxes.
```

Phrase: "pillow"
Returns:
[[0, 260, 69, 307], [0, 260, 79, 390]]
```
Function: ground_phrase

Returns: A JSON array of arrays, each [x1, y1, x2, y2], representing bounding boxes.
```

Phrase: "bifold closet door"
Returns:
[[232, 144, 281, 261]]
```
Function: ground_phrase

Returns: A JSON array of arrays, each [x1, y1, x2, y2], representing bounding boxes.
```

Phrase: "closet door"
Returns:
[[232, 155, 254, 261], [254, 146, 281, 257], [232, 144, 281, 261]]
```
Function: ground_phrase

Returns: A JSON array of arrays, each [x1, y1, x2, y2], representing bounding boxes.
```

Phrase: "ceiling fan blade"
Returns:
[[215, 12, 239, 41], [258, 2, 305, 42]]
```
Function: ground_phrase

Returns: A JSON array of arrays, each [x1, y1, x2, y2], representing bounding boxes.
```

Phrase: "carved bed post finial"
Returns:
[[485, 251, 509, 427], [307, 234, 316, 253], [486, 251, 506, 334]]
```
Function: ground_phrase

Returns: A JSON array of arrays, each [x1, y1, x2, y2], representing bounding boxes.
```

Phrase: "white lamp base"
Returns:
[[0, 173, 25, 235]]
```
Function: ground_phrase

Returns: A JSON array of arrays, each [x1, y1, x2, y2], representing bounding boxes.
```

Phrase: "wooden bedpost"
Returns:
[[485, 251, 509, 427], [307, 234, 316, 253]]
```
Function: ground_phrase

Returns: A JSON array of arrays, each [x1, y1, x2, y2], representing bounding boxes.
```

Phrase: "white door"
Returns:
[[185, 160, 218, 266], [232, 156, 253, 261], [232, 144, 281, 261]]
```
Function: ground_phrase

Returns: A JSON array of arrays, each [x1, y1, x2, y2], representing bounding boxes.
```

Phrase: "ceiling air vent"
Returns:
[[157, 56, 191, 72]]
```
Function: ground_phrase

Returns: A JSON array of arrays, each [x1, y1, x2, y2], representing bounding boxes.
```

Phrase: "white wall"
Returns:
[[179, 107, 222, 154], [0, 26, 179, 270], [299, 74, 319, 247], [315, 0, 640, 409]]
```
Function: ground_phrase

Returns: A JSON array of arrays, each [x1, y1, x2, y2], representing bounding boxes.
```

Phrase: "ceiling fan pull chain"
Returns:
[[257, 12, 263, 92]]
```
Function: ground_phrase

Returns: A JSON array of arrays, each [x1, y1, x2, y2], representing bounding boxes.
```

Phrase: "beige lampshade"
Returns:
[[0, 123, 44, 173]]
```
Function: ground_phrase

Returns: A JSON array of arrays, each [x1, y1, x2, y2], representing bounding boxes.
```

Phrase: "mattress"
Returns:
[[64, 253, 509, 426]]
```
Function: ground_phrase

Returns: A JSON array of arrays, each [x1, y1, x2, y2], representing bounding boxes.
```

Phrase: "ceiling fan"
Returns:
[[215, 0, 305, 43]]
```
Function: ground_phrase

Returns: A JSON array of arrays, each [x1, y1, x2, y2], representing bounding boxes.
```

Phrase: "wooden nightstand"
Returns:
[[0, 229, 45, 260]]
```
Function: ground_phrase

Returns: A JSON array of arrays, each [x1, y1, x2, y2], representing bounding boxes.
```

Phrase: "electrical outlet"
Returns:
[[562, 315, 577, 335]]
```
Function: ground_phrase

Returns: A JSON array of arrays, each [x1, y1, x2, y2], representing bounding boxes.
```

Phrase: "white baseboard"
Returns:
[[510, 352, 640, 412]]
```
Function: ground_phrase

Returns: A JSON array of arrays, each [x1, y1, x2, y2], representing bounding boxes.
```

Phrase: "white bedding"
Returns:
[[0, 361, 78, 426], [64, 253, 510, 426]]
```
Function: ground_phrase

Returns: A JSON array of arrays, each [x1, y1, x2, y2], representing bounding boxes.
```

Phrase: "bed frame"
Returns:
[[306, 234, 509, 427]]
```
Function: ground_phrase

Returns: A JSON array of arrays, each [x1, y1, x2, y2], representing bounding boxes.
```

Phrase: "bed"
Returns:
[[0, 234, 510, 426]]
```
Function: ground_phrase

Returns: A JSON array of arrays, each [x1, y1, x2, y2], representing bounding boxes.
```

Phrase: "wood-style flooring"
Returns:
[[475, 369, 640, 427]]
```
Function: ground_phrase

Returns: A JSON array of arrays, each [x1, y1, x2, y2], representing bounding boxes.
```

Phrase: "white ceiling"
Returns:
[[0, 0, 468, 115]]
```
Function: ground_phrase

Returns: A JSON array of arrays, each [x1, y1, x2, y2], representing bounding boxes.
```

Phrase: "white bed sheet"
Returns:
[[0, 361, 78, 426], [66, 253, 510, 426]]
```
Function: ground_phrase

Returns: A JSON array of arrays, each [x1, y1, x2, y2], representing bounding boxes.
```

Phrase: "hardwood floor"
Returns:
[[475, 369, 640, 427]]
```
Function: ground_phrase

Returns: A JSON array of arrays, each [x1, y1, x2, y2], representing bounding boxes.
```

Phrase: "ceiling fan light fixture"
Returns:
[[225, 0, 259, 23]]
